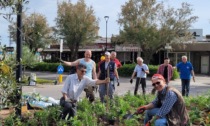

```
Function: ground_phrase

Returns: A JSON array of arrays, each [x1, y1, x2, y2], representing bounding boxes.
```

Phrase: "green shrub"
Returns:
[[29, 62, 70, 73]]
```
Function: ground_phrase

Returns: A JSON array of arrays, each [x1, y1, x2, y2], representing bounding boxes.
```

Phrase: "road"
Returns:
[[23, 71, 210, 100]]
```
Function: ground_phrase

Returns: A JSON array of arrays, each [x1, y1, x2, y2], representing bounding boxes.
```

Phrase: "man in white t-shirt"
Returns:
[[130, 57, 149, 95], [60, 64, 110, 119]]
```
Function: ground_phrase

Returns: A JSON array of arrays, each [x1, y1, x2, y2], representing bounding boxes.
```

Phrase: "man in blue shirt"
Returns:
[[176, 55, 195, 96]]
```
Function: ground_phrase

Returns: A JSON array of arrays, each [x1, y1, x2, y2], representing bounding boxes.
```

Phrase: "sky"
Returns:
[[0, 0, 210, 47]]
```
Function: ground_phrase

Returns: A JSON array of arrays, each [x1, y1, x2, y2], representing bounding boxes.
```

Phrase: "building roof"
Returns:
[[172, 42, 210, 51]]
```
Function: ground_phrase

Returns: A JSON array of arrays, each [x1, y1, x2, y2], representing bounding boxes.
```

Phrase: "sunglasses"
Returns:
[[152, 81, 161, 87], [80, 70, 86, 73]]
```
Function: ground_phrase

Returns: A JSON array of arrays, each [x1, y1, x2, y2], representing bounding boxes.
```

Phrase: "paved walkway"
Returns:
[[23, 71, 210, 100]]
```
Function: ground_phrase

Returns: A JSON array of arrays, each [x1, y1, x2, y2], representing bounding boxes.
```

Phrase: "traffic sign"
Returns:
[[57, 65, 64, 74], [6, 47, 14, 52]]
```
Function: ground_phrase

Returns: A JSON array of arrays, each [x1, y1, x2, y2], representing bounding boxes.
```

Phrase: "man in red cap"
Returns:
[[135, 74, 189, 126]]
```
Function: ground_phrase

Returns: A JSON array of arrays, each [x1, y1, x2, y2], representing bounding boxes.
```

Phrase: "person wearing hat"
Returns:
[[97, 55, 105, 71], [135, 74, 189, 126], [98, 51, 120, 102], [151, 57, 174, 94]]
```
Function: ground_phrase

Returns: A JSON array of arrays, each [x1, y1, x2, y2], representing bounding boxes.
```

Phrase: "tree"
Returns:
[[117, 0, 198, 63], [9, 13, 53, 53], [56, 0, 99, 61]]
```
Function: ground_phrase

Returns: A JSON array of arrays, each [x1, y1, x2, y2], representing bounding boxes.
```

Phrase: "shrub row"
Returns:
[[28, 62, 179, 79]]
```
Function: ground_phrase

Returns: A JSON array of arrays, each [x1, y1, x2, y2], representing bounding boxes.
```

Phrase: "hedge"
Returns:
[[28, 62, 179, 79]]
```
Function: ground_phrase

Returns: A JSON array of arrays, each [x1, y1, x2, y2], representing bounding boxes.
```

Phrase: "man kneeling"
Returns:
[[60, 64, 110, 120], [136, 74, 189, 126]]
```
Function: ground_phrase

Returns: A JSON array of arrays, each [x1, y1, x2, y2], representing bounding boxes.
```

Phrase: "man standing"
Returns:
[[176, 55, 195, 97], [60, 64, 110, 119], [157, 57, 173, 84], [110, 51, 122, 86], [98, 51, 120, 102], [130, 57, 149, 95], [110, 51, 122, 69], [151, 57, 174, 94], [60, 50, 97, 102], [136, 74, 189, 126]]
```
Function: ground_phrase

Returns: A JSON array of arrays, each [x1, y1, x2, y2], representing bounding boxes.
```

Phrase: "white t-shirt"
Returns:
[[134, 64, 149, 78]]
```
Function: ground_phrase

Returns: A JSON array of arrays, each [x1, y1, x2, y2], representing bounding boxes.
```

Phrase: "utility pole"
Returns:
[[16, 0, 22, 117]]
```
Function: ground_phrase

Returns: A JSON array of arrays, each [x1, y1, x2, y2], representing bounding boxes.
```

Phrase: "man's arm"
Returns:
[[116, 58, 122, 68], [61, 59, 80, 66], [95, 78, 110, 85], [191, 70, 195, 82], [92, 62, 97, 80], [144, 102, 155, 110], [144, 65, 150, 74], [62, 93, 68, 100], [114, 68, 119, 80], [131, 71, 136, 79], [157, 65, 161, 74]]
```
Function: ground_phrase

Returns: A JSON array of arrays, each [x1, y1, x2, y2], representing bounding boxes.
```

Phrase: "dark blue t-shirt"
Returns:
[[176, 62, 194, 79]]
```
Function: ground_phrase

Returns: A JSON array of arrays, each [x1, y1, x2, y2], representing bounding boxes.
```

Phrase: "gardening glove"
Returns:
[[136, 106, 146, 114], [130, 79, 133, 84], [145, 122, 151, 126], [117, 79, 120, 86]]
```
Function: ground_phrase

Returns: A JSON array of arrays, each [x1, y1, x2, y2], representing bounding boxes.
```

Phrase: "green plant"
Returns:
[[2, 90, 210, 125], [0, 63, 20, 109]]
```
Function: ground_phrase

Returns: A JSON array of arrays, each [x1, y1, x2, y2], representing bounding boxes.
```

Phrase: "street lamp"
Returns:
[[104, 16, 109, 51], [164, 43, 172, 57]]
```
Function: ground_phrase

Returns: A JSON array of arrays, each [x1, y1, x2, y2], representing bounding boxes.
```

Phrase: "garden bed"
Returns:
[[1, 91, 210, 126]]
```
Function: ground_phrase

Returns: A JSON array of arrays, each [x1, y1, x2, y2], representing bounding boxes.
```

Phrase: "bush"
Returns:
[[118, 64, 179, 79], [29, 62, 71, 73]]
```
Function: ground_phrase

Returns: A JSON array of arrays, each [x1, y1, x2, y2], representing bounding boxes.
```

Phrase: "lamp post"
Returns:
[[104, 16, 109, 51], [164, 43, 172, 58]]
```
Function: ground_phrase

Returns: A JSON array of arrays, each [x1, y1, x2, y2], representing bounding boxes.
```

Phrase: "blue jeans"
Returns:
[[99, 81, 115, 103], [144, 108, 167, 126], [181, 79, 190, 96]]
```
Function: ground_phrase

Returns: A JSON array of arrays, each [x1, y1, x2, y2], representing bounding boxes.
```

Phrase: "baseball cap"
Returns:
[[151, 74, 165, 81], [105, 51, 110, 56]]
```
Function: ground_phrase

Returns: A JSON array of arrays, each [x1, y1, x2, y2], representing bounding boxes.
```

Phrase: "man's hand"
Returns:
[[136, 106, 146, 114], [117, 79, 120, 86], [193, 76, 195, 82], [105, 77, 110, 83], [130, 79, 133, 84]]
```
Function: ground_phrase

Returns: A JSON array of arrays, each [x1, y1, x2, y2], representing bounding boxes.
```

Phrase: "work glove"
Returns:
[[142, 68, 145, 72], [145, 122, 151, 126], [136, 106, 146, 114], [117, 79, 120, 86], [130, 79, 133, 84]]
